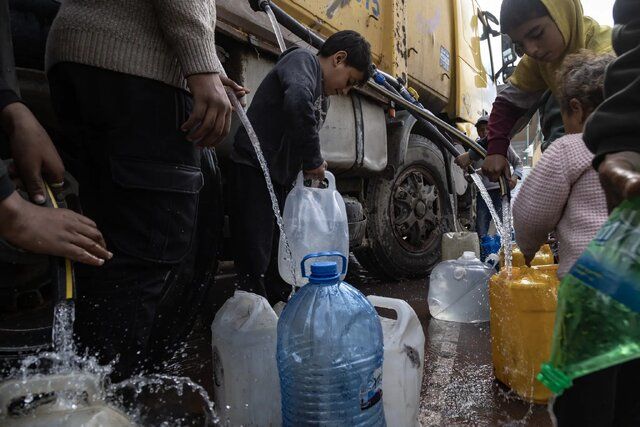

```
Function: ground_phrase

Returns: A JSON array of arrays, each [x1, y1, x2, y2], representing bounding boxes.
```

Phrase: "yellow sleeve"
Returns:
[[508, 56, 548, 94]]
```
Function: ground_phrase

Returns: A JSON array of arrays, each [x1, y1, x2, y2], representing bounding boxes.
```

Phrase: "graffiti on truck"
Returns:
[[327, 0, 381, 19]]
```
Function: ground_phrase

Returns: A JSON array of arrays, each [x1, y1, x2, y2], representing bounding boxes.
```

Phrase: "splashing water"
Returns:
[[1, 302, 219, 426], [227, 90, 298, 294], [109, 373, 218, 426]]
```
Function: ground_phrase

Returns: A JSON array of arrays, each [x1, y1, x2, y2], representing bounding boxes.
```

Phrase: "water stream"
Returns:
[[469, 174, 514, 273], [501, 195, 513, 275], [265, 6, 287, 53], [469, 173, 504, 234], [227, 89, 298, 293]]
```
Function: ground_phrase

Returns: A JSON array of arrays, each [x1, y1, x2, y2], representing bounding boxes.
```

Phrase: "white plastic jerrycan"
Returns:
[[278, 171, 348, 286], [211, 291, 281, 426], [367, 295, 425, 427], [428, 251, 498, 323], [0, 373, 134, 427], [441, 231, 480, 261]]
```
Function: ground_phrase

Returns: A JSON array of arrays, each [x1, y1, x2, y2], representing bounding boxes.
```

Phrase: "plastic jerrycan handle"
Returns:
[[367, 295, 411, 339], [295, 170, 337, 190], [232, 291, 271, 329], [0, 373, 101, 411], [301, 251, 347, 278]]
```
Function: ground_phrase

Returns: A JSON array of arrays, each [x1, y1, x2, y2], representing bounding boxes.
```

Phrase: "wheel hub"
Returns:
[[391, 167, 442, 252]]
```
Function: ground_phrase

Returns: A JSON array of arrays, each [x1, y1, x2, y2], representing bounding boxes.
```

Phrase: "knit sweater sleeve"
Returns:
[[151, 0, 223, 76], [513, 136, 575, 259]]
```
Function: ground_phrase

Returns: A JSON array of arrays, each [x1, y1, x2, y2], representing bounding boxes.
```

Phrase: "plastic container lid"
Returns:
[[309, 262, 340, 285], [461, 251, 477, 260]]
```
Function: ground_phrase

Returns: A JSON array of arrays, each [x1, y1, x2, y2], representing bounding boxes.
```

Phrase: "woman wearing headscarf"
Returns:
[[481, 0, 613, 182]]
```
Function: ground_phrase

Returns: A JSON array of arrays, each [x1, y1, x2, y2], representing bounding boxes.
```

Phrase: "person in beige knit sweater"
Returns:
[[44, 0, 245, 380], [513, 51, 614, 278]]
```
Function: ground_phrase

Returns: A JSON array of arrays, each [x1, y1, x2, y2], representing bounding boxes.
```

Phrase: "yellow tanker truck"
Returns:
[[214, 0, 513, 278], [8, 0, 516, 279]]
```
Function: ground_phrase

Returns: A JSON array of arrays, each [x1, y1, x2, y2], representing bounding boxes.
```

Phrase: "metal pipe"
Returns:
[[258, 1, 485, 155], [250, 0, 508, 196]]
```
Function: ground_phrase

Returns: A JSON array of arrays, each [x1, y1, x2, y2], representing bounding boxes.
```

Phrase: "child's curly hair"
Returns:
[[557, 50, 615, 114]]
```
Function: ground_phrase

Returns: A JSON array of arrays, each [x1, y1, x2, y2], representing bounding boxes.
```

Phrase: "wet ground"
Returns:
[[172, 256, 553, 427]]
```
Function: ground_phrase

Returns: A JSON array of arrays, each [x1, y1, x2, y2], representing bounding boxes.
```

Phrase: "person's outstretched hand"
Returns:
[[598, 151, 640, 212], [482, 154, 511, 182], [0, 192, 112, 266], [1, 102, 65, 205]]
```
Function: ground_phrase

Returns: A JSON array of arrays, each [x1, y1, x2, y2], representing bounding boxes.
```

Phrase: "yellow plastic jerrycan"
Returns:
[[500, 244, 554, 268], [499, 244, 525, 268], [531, 244, 554, 266], [489, 265, 559, 403]]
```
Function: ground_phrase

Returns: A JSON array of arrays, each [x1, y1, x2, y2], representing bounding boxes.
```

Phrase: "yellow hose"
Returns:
[[45, 184, 74, 300]]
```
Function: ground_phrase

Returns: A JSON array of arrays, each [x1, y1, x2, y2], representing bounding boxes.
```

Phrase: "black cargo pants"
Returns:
[[228, 161, 292, 305], [48, 63, 212, 381]]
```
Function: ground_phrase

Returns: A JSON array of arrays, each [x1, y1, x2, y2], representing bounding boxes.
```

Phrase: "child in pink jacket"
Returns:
[[513, 51, 614, 278]]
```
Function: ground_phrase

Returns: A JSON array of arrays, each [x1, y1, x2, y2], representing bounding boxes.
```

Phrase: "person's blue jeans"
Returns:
[[476, 189, 503, 238]]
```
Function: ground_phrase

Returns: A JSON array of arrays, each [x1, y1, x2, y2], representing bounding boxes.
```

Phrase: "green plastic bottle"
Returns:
[[537, 198, 640, 395]]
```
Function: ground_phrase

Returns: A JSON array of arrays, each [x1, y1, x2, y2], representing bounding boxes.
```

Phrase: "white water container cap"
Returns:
[[461, 251, 477, 260]]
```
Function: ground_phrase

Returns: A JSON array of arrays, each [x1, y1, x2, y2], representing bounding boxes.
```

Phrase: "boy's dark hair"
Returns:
[[319, 30, 372, 83], [500, 0, 550, 34], [557, 50, 615, 114]]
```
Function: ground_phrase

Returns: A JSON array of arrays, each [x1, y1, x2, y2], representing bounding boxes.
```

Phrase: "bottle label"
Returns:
[[360, 366, 383, 410]]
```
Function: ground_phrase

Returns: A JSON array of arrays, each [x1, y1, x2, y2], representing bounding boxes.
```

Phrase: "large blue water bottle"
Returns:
[[277, 252, 386, 426]]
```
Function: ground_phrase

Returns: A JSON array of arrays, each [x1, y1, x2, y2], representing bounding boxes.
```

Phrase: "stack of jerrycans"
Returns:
[[489, 263, 559, 403]]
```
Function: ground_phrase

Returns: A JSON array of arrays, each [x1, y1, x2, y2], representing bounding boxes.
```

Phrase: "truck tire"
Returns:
[[354, 134, 451, 280]]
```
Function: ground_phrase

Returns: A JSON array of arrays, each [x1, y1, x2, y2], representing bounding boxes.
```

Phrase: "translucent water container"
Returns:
[[489, 266, 558, 403], [0, 373, 133, 427], [277, 253, 385, 426], [428, 252, 498, 323], [441, 231, 480, 261], [367, 296, 424, 427], [278, 171, 348, 286], [211, 291, 281, 426]]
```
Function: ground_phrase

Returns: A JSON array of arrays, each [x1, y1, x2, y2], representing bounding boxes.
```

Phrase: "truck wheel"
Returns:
[[354, 134, 451, 280]]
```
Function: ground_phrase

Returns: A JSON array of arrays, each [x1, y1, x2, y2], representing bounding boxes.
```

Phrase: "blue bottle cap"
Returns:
[[309, 262, 340, 285]]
